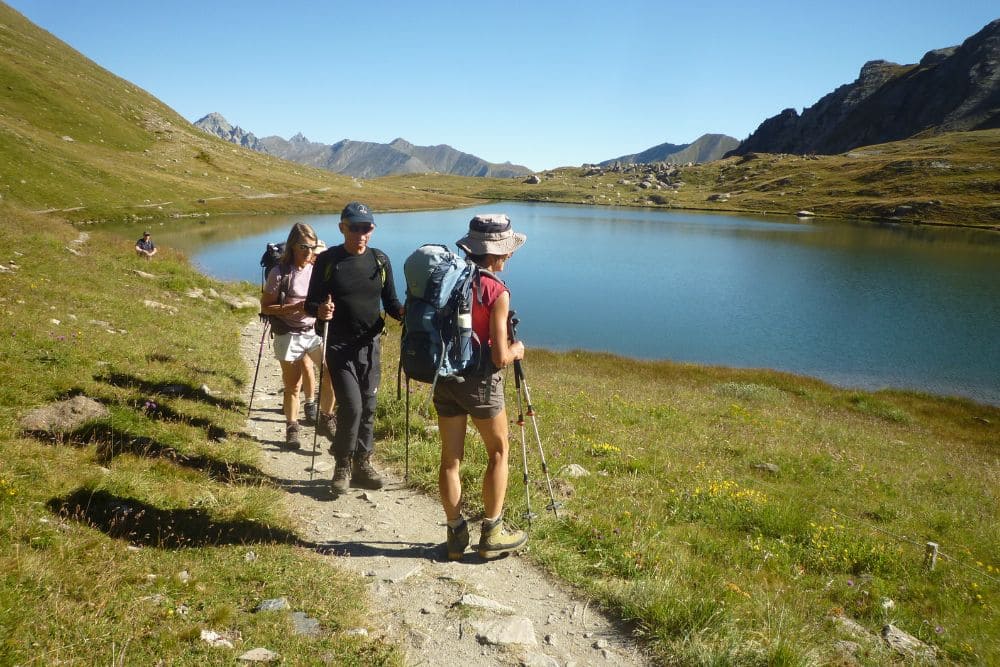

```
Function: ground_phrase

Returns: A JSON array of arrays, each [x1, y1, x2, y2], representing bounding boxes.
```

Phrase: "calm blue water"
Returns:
[[158, 202, 1000, 405]]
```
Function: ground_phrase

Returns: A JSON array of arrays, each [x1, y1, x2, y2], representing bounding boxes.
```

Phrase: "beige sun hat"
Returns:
[[456, 214, 526, 256]]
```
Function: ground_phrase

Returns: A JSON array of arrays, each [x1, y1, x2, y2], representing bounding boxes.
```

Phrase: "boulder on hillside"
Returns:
[[19, 396, 108, 439], [523, 174, 542, 184]]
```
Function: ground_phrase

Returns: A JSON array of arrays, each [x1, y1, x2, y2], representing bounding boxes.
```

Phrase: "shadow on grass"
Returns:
[[130, 398, 228, 441], [96, 372, 244, 411], [57, 386, 231, 442], [47, 488, 305, 548], [185, 363, 246, 388], [70, 422, 269, 486]]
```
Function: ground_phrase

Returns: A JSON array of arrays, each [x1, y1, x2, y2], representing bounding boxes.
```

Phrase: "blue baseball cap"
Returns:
[[341, 202, 374, 224]]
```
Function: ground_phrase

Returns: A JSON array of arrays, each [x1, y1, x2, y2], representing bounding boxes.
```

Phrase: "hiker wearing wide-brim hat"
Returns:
[[455, 213, 526, 257], [436, 213, 529, 560]]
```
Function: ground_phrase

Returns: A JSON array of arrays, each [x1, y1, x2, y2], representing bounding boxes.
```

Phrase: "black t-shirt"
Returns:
[[305, 246, 402, 344]]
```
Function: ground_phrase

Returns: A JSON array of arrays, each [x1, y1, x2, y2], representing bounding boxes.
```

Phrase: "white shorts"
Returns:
[[273, 331, 323, 364]]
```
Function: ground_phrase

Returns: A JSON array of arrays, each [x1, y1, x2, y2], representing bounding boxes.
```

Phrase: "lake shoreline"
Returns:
[[161, 202, 999, 409]]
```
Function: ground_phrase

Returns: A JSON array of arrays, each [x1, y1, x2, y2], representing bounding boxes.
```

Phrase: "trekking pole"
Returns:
[[405, 376, 411, 482], [513, 360, 535, 526], [309, 315, 330, 481], [513, 358, 560, 519], [247, 318, 270, 417]]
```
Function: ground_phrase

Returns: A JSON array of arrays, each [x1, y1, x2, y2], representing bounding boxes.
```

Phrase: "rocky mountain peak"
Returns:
[[727, 18, 1000, 156], [194, 112, 233, 134], [920, 47, 958, 67], [193, 113, 262, 151], [389, 138, 413, 150], [856, 60, 901, 86], [194, 119, 532, 178]]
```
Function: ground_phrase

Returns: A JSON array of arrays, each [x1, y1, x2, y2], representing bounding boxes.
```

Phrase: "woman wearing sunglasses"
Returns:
[[260, 222, 335, 448]]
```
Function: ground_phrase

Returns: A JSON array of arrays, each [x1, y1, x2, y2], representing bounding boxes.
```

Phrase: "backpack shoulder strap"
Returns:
[[371, 249, 388, 286], [474, 268, 504, 304], [276, 262, 293, 304]]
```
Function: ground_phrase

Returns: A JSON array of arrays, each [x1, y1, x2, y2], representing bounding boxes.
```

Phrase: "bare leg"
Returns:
[[472, 409, 510, 519], [279, 359, 303, 423], [301, 354, 316, 402], [308, 346, 336, 415], [438, 414, 467, 521]]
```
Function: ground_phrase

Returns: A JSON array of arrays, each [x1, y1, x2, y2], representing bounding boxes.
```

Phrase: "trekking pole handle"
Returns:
[[508, 310, 519, 341], [317, 294, 334, 320]]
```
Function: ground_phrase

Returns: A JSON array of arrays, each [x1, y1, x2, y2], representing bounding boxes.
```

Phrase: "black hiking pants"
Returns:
[[327, 337, 381, 462]]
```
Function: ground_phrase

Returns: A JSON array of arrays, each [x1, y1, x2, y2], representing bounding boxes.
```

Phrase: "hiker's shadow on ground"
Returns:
[[47, 488, 303, 549], [97, 372, 243, 411], [56, 387, 231, 442], [267, 473, 337, 501], [316, 539, 438, 560], [67, 423, 269, 485]]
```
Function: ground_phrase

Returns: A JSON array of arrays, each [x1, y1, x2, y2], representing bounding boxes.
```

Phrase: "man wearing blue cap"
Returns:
[[306, 202, 404, 495]]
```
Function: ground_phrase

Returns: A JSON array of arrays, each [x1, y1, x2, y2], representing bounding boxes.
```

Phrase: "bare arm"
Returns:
[[488, 290, 524, 369]]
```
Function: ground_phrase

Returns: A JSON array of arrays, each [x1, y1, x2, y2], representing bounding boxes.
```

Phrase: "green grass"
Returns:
[[0, 204, 400, 665], [2, 2, 998, 662], [375, 347, 999, 664]]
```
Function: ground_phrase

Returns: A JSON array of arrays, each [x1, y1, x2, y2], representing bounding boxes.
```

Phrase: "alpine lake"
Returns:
[[150, 201, 1000, 406]]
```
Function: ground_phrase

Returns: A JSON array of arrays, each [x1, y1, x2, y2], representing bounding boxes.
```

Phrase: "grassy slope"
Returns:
[[1, 1, 998, 663], [0, 3, 473, 222], [0, 204, 399, 664], [382, 129, 1000, 229]]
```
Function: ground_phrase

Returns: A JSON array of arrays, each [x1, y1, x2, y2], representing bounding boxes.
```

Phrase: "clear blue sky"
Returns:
[[7, 1, 998, 171]]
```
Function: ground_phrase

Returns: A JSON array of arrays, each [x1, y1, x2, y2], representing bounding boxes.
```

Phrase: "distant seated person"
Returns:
[[135, 231, 157, 259]]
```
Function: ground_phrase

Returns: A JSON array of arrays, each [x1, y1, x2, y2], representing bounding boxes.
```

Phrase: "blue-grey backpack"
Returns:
[[400, 244, 484, 386]]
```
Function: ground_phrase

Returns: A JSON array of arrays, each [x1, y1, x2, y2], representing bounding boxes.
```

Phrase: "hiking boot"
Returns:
[[302, 401, 318, 425], [478, 516, 527, 560], [284, 423, 301, 449], [317, 412, 337, 447], [445, 519, 470, 561], [330, 459, 351, 495], [350, 455, 384, 490]]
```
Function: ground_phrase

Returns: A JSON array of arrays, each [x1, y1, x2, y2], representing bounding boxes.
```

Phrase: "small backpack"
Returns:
[[259, 242, 285, 289], [400, 244, 489, 385], [258, 241, 292, 332]]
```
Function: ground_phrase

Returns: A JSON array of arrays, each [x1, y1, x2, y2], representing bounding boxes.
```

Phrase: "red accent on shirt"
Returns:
[[472, 273, 507, 349]]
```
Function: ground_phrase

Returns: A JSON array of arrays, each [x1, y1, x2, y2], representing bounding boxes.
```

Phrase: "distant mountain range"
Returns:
[[728, 18, 1000, 156], [598, 133, 739, 166], [194, 113, 533, 178]]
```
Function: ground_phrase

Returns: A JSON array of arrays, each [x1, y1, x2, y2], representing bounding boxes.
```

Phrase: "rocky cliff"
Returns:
[[193, 115, 532, 178], [728, 18, 1000, 156]]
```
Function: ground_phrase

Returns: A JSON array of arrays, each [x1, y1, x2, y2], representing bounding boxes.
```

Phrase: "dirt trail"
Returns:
[[240, 322, 650, 666]]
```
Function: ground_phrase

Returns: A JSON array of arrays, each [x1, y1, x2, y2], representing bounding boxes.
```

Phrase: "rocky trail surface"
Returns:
[[240, 322, 650, 666]]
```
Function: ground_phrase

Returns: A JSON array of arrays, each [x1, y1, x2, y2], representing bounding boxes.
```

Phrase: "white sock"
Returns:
[[482, 515, 500, 524], [447, 517, 465, 528]]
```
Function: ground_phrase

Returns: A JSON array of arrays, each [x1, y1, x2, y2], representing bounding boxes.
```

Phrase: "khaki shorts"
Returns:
[[432, 371, 505, 419], [273, 331, 323, 364]]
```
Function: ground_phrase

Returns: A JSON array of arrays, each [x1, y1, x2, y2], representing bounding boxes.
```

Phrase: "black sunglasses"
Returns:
[[346, 223, 374, 234], [297, 243, 318, 251]]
